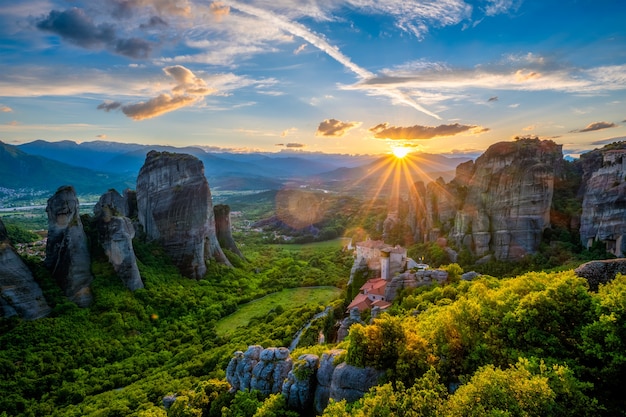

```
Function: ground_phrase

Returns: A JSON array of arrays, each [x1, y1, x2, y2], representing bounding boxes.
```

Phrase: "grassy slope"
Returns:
[[215, 286, 342, 336]]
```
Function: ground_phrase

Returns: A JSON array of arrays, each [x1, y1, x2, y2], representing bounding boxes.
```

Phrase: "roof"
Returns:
[[360, 278, 387, 296], [346, 293, 371, 312]]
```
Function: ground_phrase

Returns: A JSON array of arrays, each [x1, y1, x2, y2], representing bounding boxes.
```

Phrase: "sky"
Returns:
[[0, 0, 625, 157]]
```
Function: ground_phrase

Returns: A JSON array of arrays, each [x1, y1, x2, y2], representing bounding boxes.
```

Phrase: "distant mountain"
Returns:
[[0, 141, 134, 197], [14, 140, 471, 195]]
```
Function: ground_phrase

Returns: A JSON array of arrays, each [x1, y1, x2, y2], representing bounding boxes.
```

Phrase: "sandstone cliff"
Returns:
[[410, 139, 564, 261], [579, 144, 626, 257], [136, 151, 230, 279], [0, 218, 50, 319], [44, 185, 93, 307], [94, 190, 144, 291]]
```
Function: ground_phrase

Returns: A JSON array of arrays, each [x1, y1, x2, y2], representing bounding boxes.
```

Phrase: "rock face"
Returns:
[[579, 147, 626, 257], [44, 186, 93, 307], [329, 362, 384, 404], [574, 259, 626, 291], [282, 354, 319, 410], [384, 269, 448, 301], [0, 218, 50, 319], [94, 190, 143, 291], [214, 204, 244, 259], [410, 139, 563, 261], [136, 151, 230, 279], [226, 346, 292, 396], [227, 347, 381, 414]]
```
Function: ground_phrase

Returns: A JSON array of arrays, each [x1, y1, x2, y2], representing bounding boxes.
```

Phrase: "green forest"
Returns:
[[1, 214, 625, 417]]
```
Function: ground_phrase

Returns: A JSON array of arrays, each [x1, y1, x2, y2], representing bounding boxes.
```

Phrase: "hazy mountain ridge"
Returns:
[[0, 141, 134, 200], [10, 140, 468, 198]]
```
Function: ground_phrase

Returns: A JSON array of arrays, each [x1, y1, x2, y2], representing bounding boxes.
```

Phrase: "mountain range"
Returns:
[[1, 139, 469, 204]]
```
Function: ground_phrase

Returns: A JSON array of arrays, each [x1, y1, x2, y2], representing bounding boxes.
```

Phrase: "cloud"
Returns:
[[96, 134, 107, 139], [210, 2, 230, 21], [98, 65, 217, 120], [286, 142, 305, 148], [281, 127, 297, 137], [109, 0, 191, 18], [573, 121, 618, 133], [294, 44, 307, 54], [139, 16, 168, 29], [316, 119, 361, 137], [488, 96, 498, 102], [120, 94, 200, 120], [369, 122, 487, 140], [97, 101, 122, 112], [0, 105, 12, 112], [222, 0, 441, 119], [36, 8, 152, 58], [590, 136, 626, 146]]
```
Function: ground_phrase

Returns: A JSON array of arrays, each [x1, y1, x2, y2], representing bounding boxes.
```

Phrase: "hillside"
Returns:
[[0, 141, 134, 204]]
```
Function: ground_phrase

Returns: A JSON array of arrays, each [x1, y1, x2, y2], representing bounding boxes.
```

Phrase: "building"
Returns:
[[346, 277, 392, 312]]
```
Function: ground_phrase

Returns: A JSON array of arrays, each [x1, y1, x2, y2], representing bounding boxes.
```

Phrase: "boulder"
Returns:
[[0, 218, 50, 319], [136, 151, 230, 279], [574, 259, 626, 291], [44, 185, 93, 307], [94, 190, 143, 291]]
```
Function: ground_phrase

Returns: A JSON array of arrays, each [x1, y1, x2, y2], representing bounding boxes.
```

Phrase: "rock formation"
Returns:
[[282, 354, 319, 410], [0, 218, 50, 319], [136, 151, 230, 279], [579, 145, 626, 257], [226, 346, 292, 395], [384, 269, 448, 301], [574, 259, 626, 291], [410, 139, 564, 261], [94, 190, 143, 291], [44, 185, 93, 307], [329, 362, 384, 404], [337, 307, 363, 342], [214, 204, 244, 259], [227, 346, 382, 414]]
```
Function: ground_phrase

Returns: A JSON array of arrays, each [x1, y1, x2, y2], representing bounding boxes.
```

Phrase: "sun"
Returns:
[[391, 146, 410, 159]]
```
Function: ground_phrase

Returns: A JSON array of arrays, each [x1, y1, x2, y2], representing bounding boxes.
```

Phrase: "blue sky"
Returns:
[[0, 0, 625, 157]]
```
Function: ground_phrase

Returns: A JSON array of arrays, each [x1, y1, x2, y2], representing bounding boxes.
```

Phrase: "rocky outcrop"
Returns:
[[227, 347, 381, 414], [0, 218, 50, 319], [384, 269, 448, 301], [574, 259, 626, 291], [44, 186, 93, 307], [579, 146, 626, 257], [214, 204, 244, 259], [329, 362, 384, 404], [337, 307, 363, 342], [136, 151, 230, 279], [282, 354, 319, 410], [226, 346, 292, 396], [94, 190, 143, 291], [410, 139, 564, 261]]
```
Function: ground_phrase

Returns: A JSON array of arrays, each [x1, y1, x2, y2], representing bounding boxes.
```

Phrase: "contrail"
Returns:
[[221, 0, 441, 119]]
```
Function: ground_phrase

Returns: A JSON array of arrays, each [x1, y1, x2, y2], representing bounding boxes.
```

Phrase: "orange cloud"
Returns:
[[514, 69, 541, 82], [315, 118, 361, 137], [210, 2, 230, 21], [369, 122, 487, 140]]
